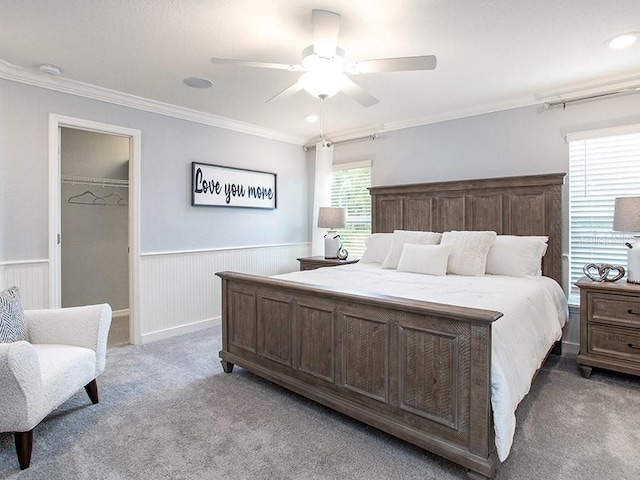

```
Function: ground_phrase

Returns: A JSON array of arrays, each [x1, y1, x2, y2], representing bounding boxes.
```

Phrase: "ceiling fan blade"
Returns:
[[211, 57, 304, 72], [348, 55, 437, 74], [265, 82, 304, 103], [341, 77, 379, 107], [312, 9, 341, 58]]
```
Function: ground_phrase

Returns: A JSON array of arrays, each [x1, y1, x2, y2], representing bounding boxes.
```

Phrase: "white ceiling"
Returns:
[[1, 0, 639, 143]]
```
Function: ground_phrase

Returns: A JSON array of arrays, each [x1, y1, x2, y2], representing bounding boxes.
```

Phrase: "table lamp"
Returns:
[[613, 196, 640, 284], [317, 207, 346, 259]]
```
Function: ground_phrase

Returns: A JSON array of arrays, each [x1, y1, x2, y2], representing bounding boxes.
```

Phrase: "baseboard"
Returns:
[[112, 308, 129, 319], [562, 340, 579, 356], [140, 316, 221, 344]]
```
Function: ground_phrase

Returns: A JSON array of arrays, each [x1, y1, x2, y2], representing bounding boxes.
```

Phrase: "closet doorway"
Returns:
[[49, 115, 141, 345], [61, 128, 130, 346]]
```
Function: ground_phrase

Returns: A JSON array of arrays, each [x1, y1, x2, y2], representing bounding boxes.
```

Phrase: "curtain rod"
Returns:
[[543, 85, 640, 110], [303, 134, 377, 151]]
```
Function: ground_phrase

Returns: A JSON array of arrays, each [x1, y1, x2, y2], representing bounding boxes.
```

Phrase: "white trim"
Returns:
[[4, 57, 640, 145], [140, 242, 310, 258], [48, 118, 61, 308], [535, 72, 640, 104], [0, 59, 304, 146], [565, 123, 640, 143], [562, 341, 580, 356], [49, 114, 143, 345], [0, 259, 49, 266], [332, 160, 372, 171], [112, 309, 130, 319], [140, 317, 220, 344]]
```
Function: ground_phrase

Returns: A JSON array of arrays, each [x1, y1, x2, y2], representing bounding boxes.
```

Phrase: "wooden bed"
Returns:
[[217, 172, 565, 480]]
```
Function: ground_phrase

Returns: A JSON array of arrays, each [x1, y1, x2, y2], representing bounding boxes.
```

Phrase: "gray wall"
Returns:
[[0, 79, 309, 263], [330, 93, 640, 287], [61, 128, 129, 310], [333, 95, 640, 187]]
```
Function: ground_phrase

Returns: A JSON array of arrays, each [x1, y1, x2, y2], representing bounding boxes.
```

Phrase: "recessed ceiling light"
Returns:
[[607, 32, 638, 49], [305, 115, 318, 123], [38, 64, 62, 76], [183, 77, 214, 89]]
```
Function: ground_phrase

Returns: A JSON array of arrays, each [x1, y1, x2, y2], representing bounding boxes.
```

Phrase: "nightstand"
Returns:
[[576, 276, 640, 378], [297, 256, 359, 271]]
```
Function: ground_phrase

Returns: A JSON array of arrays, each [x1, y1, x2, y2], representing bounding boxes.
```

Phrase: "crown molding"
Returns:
[[4, 58, 637, 148], [0, 59, 304, 146], [317, 72, 640, 143], [315, 94, 538, 145], [534, 72, 640, 103]]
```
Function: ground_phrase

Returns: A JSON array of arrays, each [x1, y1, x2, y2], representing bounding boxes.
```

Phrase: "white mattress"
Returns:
[[275, 263, 568, 462]]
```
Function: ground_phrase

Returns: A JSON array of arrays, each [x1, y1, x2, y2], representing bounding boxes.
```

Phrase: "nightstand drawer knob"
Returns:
[[628, 343, 640, 350], [628, 309, 640, 316]]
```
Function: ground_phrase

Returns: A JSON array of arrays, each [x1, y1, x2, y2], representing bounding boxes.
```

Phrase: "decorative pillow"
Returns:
[[485, 235, 549, 277], [397, 244, 452, 276], [440, 230, 497, 276], [359, 233, 394, 263], [0, 286, 28, 343], [381, 230, 442, 269]]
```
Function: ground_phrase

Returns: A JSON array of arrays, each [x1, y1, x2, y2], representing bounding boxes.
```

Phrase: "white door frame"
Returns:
[[48, 114, 142, 344]]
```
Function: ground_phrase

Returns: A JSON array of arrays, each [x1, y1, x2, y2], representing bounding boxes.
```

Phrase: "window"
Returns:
[[331, 161, 372, 256], [568, 126, 640, 301]]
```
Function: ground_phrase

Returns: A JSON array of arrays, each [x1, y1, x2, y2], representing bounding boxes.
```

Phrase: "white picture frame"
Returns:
[[191, 162, 277, 209]]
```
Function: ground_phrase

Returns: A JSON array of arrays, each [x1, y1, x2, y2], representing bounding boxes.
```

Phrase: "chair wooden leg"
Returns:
[[14, 430, 33, 470], [84, 379, 99, 404]]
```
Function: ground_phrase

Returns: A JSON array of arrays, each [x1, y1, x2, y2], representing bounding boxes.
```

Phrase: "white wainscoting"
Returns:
[[139, 243, 310, 343], [0, 260, 50, 309], [2, 249, 581, 354]]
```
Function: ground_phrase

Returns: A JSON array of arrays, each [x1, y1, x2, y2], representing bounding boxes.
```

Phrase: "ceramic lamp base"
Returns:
[[628, 237, 640, 284], [324, 231, 341, 259]]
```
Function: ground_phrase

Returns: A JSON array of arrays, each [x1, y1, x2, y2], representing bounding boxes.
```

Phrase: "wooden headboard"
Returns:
[[369, 173, 565, 285]]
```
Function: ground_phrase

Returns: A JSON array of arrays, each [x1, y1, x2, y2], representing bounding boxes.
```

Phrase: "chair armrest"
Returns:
[[25, 304, 112, 375], [0, 342, 44, 432]]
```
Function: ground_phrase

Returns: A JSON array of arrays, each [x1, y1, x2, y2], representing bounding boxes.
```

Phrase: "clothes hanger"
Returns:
[[68, 190, 107, 205]]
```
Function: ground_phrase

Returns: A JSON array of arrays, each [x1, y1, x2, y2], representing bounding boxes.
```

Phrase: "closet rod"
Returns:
[[61, 175, 129, 187]]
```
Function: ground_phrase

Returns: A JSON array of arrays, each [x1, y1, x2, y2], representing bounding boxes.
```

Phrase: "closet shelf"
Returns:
[[61, 175, 129, 187]]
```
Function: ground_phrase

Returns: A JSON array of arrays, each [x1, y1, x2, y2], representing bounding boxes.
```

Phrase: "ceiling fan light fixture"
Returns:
[[298, 71, 347, 99], [301, 45, 345, 72]]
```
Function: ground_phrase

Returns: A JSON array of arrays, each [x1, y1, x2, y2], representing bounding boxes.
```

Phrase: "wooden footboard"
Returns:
[[217, 271, 503, 479]]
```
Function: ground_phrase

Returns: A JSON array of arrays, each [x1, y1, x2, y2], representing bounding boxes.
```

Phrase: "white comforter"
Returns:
[[275, 263, 568, 462]]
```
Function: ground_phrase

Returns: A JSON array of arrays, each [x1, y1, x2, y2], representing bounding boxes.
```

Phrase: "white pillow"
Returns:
[[397, 244, 452, 276], [381, 230, 442, 269], [485, 235, 548, 277], [440, 230, 497, 276], [359, 233, 394, 263]]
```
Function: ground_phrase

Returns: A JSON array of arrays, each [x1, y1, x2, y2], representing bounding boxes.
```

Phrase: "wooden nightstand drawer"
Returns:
[[576, 276, 640, 378], [590, 293, 640, 328], [588, 324, 640, 364]]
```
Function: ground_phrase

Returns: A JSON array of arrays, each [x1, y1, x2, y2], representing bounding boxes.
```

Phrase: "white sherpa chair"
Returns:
[[0, 303, 112, 469]]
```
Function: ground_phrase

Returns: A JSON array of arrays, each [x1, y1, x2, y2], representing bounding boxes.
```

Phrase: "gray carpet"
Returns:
[[1, 327, 639, 479]]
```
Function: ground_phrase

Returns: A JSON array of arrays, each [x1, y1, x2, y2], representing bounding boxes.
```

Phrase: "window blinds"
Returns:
[[569, 129, 640, 298], [331, 162, 372, 256]]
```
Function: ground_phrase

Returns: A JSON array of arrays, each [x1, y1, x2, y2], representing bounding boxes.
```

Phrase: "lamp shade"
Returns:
[[317, 207, 346, 229], [613, 196, 640, 232]]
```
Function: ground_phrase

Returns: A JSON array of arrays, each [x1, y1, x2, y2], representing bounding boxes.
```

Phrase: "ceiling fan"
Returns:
[[211, 9, 437, 107]]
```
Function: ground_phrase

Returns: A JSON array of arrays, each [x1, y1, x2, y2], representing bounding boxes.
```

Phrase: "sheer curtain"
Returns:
[[311, 140, 334, 256]]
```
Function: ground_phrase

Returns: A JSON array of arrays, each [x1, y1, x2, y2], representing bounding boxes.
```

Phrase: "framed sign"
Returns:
[[191, 162, 277, 209]]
